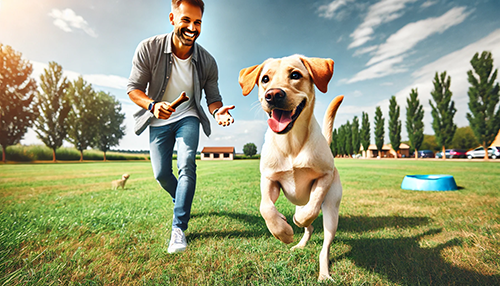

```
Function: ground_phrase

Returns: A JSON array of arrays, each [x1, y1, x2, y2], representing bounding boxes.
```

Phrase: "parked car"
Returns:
[[436, 149, 467, 159], [417, 150, 435, 158], [466, 146, 500, 159]]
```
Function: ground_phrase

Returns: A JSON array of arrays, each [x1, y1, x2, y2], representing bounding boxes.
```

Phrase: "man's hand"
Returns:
[[215, 105, 235, 127], [153, 102, 176, 119]]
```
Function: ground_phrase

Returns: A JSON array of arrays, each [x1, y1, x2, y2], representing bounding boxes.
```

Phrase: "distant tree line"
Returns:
[[0, 44, 125, 163], [331, 50, 500, 160]]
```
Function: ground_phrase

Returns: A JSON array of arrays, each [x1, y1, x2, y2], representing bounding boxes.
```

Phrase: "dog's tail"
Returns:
[[322, 95, 344, 144]]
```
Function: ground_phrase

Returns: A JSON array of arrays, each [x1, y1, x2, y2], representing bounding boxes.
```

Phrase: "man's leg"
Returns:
[[149, 125, 177, 199], [172, 116, 200, 231]]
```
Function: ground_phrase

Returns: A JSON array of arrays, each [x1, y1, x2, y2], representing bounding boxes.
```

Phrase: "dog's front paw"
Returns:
[[318, 273, 334, 282], [265, 212, 294, 244]]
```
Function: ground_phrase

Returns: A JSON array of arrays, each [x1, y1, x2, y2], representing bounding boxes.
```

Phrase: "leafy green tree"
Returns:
[[345, 121, 353, 157], [35, 62, 71, 162], [352, 116, 360, 155], [406, 88, 424, 159], [67, 77, 99, 161], [451, 126, 479, 150], [93, 91, 125, 161], [421, 134, 439, 152], [243, 142, 257, 157], [374, 106, 385, 155], [360, 111, 370, 158], [330, 128, 338, 157], [0, 44, 39, 162], [337, 124, 346, 157], [430, 71, 457, 160], [466, 51, 500, 159], [388, 96, 401, 157]]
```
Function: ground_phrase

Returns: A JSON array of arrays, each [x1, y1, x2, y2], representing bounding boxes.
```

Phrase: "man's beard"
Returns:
[[174, 27, 198, 46]]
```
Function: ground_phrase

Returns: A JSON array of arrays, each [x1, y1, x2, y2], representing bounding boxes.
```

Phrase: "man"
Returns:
[[127, 0, 234, 253]]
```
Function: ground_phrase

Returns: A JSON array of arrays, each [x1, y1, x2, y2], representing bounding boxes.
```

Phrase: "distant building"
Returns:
[[360, 143, 410, 158], [492, 129, 500, 146], [200, 147, 235, 160]]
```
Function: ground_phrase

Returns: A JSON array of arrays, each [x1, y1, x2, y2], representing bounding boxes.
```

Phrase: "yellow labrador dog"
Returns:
[[239, 55, 343, 281]]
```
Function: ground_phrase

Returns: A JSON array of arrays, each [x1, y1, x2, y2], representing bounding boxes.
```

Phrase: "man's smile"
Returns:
[[183, 29, 197, 38]]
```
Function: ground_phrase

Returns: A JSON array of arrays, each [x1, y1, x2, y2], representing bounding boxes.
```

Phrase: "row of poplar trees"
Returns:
[[331, 50, 500, 160], [0, 44, 126, 163]]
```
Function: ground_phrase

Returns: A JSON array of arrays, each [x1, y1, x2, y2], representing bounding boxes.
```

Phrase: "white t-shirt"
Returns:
[[150, 53, 198, 127]]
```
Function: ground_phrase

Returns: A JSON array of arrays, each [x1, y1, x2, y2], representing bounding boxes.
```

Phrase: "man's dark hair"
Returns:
[[172, 0, 205, 14]]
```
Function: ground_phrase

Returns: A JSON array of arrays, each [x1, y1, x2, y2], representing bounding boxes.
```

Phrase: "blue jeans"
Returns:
[[149, 116, 200, 231]]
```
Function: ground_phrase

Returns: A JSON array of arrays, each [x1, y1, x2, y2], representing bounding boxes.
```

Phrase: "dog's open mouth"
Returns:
[[267, 99, 306, 134]]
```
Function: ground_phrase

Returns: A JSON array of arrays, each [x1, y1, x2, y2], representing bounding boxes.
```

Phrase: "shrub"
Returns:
[[0, 144, 148, 162]]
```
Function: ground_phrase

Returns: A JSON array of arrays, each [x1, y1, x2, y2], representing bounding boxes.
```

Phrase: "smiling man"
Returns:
[[127, 0, 235, 253]]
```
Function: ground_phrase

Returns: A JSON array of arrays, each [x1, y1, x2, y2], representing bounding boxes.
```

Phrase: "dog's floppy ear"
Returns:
[[299, 57, 334, 93], [239, 64, 264, 96]]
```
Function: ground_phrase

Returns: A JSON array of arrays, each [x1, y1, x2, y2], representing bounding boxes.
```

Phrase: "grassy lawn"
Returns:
[[1, 159, 499, 285]]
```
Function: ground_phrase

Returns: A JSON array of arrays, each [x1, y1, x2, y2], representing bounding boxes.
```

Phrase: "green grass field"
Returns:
[[1, 159, 499, 285]]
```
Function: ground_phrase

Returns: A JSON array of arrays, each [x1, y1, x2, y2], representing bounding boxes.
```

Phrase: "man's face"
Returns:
[[170, 2, 202, 47]]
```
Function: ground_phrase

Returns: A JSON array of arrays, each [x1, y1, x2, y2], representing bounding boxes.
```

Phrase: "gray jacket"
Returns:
[[127, 32, 223, 136]]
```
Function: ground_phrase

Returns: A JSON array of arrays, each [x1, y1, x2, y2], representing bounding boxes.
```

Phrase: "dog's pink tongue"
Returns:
[[268, 109, 292, 133]]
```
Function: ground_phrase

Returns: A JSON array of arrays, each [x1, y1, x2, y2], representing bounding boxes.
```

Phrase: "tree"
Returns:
[[430, 71, 457, 160], [466, 51, 500, 159], [360, 112, 370, 158], [337, 125, 346, 157], [352, 116, 360, 155], [34, 62, 71, 162], [374, 106, 384, 156], [93, 91, 125, 161], [243, 142, 257, 157], [67, 77, 99, 161], [388, 96, 401, 157], [451, 126, 479, 150], [344, 121, 353, 157], [406, 88, 424, 159], [330, 128, 338, 157], [421, 134, 439, 152], [0, 44, 39, 162]]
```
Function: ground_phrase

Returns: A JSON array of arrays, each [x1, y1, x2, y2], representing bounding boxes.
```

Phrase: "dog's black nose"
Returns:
[[265, 88, 286, 106]]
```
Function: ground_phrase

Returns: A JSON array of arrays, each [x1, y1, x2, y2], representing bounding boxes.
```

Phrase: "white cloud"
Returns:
[[346, 56, 407, 83], [348, 0, 416, 49], [317, 0, 353, 20], [346, 6, 469, 84], [352, 45, 378, 57], [48, 8, 97, 38], [367, 6, 469, 66], [421, 0, 438, 9], [31, 61, 128, 91], [84, 74, 128, 90]]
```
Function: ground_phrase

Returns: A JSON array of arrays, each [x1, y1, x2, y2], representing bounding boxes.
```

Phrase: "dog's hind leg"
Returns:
[[291, 224, 314, 250], [318, 168, 342, 281]]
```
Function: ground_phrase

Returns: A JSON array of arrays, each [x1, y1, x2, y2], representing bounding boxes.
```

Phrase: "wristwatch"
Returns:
[[148, 101, 157, 113], [212, 108, 220, 118]]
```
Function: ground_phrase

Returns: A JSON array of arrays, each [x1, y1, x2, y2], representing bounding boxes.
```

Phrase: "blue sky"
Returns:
[[1, 0, 500, 152]]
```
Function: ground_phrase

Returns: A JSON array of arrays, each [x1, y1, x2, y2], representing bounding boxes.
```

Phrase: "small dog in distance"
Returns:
[[111, 174, 130, 190]]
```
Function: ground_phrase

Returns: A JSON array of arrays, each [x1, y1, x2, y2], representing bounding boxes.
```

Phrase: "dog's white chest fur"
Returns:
[[260, 126, 334, 206]]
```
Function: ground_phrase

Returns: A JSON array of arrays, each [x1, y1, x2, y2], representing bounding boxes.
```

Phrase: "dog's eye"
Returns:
[[290, 71, 302, 80], [262, 75, 270, 84]]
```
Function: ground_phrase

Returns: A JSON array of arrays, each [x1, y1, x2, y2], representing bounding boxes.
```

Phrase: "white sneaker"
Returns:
[[168, 227, 187, 253]]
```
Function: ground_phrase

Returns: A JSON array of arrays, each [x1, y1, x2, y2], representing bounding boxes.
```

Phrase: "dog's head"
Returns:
[[239, 55, 334, 134], [122, 174, 130, 180]]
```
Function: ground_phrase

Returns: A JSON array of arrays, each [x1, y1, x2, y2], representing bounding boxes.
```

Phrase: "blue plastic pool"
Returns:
[[401, 175, 458, 191]]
